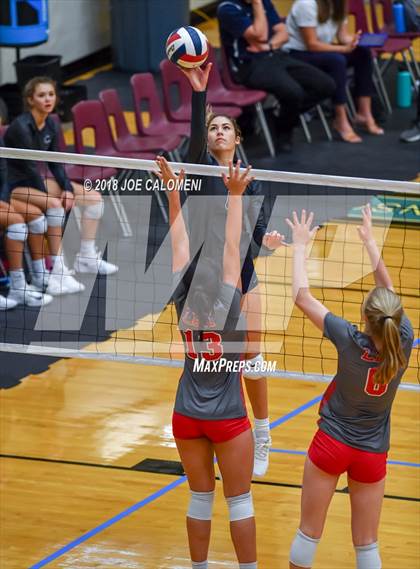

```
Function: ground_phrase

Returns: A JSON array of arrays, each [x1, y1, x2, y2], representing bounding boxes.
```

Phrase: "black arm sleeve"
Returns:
[[4, 121, 47, 192], [186, 90, 208, 165], [47, 124, 73, 193], [247, 181, 267, 249]]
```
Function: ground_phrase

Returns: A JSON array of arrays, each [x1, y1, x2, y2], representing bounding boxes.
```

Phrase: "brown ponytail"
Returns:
[[316, 0, 347, 23], [364, 287, 407, 385]]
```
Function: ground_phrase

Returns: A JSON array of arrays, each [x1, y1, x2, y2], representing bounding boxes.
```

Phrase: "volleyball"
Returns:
[[166, 26, 209, 68]]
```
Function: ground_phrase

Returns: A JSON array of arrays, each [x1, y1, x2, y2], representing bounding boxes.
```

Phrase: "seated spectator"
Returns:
[[218, 0, 336, 152], [284, 0, 384, 142], [5, 76, 118, 297], [0, 136, 52, 310]]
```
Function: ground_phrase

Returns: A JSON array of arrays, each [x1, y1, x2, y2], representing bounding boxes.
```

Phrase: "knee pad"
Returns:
[[289, 528, 320, 568], [28, 215, 47, 235], [226, 491, 254, 522], [46, 207, 66, 227], [187, 490, 214, 521], [84, 200, 104, 220], [6, 223, 28, 242], [355, 542, 381, 569], [243, 354, 265, 380]]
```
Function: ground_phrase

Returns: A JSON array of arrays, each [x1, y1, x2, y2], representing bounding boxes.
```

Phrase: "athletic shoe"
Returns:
[[400, 122, 420, 143], [31, 271, 50, 292], [46, 265, 85, 296], [0, 294, 18, 311], [8, 284, 53, 307], [253, 433, 272, 477], [74, 250, 118, 275]]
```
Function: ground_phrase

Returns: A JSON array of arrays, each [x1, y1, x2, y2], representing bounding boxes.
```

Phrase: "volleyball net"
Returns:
[[0, 147, 418, 383]]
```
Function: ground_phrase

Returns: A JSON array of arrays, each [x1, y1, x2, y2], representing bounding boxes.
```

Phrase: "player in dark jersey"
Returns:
[[4, 76, 117, 297], [286, 206, 414, 569], [0, 136, 52, 309], [181, 62, 287, 477], [155, 155, 257, 569]]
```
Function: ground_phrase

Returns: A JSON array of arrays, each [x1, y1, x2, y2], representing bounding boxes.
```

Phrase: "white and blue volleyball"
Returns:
[[166, 26, 209, 68]]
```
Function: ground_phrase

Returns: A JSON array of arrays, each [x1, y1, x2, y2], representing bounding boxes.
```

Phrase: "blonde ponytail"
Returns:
[[364, 288, 407, 385]]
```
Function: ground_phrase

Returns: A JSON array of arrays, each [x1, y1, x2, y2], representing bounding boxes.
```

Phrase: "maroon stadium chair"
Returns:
[[99, 88, 183, 160], [72, 100, 155, 161], [130, 73, 191, 139], [48, 114, 118, 182], [368, 0, 419, 77]]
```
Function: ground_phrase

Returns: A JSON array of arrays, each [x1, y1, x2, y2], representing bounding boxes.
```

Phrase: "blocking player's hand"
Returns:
[[154, 155, 185, 192], [357, 203, 374, 244], [285, 209, 319, 246], [222, 160, 254, 196], [262, 230, 289, 249]]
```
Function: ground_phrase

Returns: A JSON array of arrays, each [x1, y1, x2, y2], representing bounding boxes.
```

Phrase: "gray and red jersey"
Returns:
[[320, 312, 414, 453], [172, 272, 247, 421]]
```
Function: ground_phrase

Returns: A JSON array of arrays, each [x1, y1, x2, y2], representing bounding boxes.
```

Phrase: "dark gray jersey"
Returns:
[[173, 272, 246, 420], [319, 312, 414, 453]]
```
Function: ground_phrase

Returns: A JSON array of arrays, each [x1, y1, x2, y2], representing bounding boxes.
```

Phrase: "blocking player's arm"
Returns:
[[222, 161, 253, 287], [286, 210, 329, 332], [155, 156, 189, 272], [357, 204, 394, 291]]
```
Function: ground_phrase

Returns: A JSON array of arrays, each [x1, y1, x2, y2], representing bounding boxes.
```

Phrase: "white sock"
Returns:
[[9, 269, 26, 291], [191, 562, 208, 569], [239, 563, 257, 569], [51, 255, 66, 275], [79, 239, 96, 257], [254, 417, 270, 440], [32, 258, 46, 274]]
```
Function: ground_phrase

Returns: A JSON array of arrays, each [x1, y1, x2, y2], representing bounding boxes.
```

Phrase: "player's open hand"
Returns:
[[357, 203, 374, 243], [180, 62, 212, 92], [154, 155, 185, 191], [285, 210, 319, 246], [222, 160, 254, 196], [263, 230, 289, 249]]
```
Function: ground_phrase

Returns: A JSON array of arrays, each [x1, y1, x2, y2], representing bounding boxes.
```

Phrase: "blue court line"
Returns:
[[30, 396, 321, 568], [29, 476, 187, 569], [413, 338, 420, 348], [269, 395, 322, 430], [269, 448, 420, 468]]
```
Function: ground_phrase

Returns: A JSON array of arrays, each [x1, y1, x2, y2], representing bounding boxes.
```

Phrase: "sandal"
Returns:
[[332, 127, 363, 143], [354, 115, 384, 135]]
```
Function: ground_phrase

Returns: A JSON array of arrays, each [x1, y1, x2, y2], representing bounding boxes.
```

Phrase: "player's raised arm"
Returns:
[[357, 203, 394, 291], [286, 210, 328, 331], [222, 161, 253, 288], [155, 156, 189, 272]]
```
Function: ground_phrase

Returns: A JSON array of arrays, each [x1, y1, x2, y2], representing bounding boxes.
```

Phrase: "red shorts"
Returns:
[[308, 429, 387, 483], [172, 411, 251, 444]]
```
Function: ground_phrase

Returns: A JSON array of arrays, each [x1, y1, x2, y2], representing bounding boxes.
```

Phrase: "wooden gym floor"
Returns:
[[1, 219, 418, 569]]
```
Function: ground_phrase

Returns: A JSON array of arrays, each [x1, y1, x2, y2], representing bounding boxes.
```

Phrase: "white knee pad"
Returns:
[[226, 491, 254, 522], [46, 207, 66, 227], [243, 353, 265, 380], [355, 542, 381, 569], [6, 223, 28, 242], [84, 200, 104, 220], [28, 215, 47, 235], [187, 490, 215, 521], [289, 529, 320, 568]]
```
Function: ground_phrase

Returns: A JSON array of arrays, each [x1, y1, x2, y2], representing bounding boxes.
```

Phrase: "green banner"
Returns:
[[348, 196, 420, 224]]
